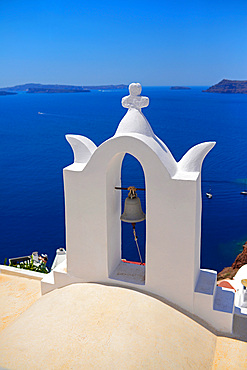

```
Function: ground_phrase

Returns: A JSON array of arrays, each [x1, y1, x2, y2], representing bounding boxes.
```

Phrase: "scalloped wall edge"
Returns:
[[178, 142, 216, 173], [66, 134, 97, 164]]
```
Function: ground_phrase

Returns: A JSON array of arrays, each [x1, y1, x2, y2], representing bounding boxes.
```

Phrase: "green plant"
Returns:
[[9, 255, 49, 274]]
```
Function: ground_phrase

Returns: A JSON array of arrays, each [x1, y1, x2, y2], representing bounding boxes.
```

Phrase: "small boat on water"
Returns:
[[241, 191, 247, 195], [38, 112, 44, 115], [206, 192, 212, 199]]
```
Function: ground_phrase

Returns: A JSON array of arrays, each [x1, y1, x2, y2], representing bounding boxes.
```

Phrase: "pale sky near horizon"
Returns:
[[0, 0, 246, 87]]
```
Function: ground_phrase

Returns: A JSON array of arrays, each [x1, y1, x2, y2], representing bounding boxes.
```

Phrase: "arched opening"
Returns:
[[121, 154, 146, 264], [106, 151, 146, 285]]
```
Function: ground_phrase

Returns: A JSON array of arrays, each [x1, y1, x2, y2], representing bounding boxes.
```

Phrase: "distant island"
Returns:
[[170, 86, 191, 90], [203, 79, 247, 94], [84, 84, 128, 90], [0, 83, 128, 94], [27, 88, 89, 94], [0, 91, 17, 96]]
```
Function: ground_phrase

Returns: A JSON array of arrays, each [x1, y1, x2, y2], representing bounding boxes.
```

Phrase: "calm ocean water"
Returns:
[[0, 87, 247, 271]]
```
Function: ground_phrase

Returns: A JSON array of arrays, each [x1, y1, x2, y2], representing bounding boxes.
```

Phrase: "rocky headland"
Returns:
[[217, 241, 247, 281], [203, 79, 247, 94]]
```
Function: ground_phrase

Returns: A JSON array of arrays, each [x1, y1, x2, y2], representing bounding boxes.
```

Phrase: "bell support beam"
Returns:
[[115, 187, 145, 191]]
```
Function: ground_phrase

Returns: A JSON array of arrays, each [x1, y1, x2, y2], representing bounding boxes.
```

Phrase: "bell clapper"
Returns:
[[132, 223, 143, 264]]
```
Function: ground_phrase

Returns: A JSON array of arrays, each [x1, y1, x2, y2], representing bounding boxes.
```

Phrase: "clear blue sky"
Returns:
[[0, 0, 246, 87]]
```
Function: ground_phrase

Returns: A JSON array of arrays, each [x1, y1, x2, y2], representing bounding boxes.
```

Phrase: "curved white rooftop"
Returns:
[[1, 283, 247, 369]]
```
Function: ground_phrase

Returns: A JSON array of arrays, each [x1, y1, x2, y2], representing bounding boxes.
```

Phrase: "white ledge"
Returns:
[[0, 265, 45, 280]]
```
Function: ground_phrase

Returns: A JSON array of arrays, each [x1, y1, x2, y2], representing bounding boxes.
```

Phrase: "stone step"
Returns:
[[213, 286, 235, 314], [195, 269, 217, 295]]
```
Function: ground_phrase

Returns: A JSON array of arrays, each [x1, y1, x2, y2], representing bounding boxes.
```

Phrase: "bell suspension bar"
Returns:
[[115, 187, 145, 191]]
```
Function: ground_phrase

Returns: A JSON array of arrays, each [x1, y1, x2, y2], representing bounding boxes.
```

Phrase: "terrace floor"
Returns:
[[0, 272, 41, 332]]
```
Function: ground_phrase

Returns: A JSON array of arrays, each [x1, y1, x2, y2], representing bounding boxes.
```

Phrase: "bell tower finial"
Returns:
[[122, 83, 149, 111], [115, 82, 154, 137]]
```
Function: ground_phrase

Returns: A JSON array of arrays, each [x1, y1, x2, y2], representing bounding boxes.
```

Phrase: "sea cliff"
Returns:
[[217, 241, 247, 280]]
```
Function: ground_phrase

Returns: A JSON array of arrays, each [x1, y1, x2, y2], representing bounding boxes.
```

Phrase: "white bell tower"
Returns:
[[42, 83, 239, 335]]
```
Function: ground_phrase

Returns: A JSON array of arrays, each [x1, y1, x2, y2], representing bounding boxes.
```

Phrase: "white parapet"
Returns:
[[0, 265, 44, 280], [194, 269, 235, 333]]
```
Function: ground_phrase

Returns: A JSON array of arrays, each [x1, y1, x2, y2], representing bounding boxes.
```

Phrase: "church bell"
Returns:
[[120, 186, 145, 223]]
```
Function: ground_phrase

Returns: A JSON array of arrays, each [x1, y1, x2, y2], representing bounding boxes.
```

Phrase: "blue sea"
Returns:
[[0, 87, 247, 272]]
